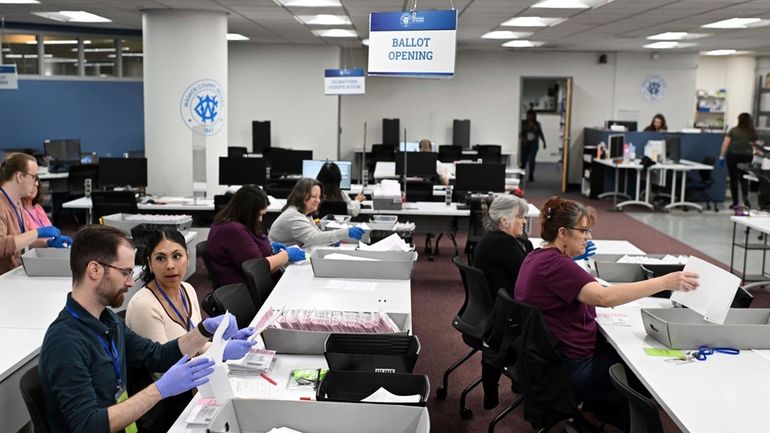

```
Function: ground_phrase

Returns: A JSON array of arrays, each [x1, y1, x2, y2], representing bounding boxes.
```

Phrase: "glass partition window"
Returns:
[[120, 38, 143, 78], [43, 35, 80, 76], [1, 33, 39, 75], [84, 38, 116, 77]]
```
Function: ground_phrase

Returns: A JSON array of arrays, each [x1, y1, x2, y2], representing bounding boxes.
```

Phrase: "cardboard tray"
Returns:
[[209, 399, 429, 433], [593, 254, 685, 283], [310, 249, 417, 280], [21, 248, 71, 277], [642, 308, 770, 349], [263, 312, 411, 355]]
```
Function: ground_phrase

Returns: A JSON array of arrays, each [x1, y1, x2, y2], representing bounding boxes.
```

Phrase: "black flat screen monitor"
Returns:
[[270, 149, 313, 177], [219, 157, 266, 186], [664, 135, 681, 163], [455, 163, 505, 193], [252, 121, 271, 154], [302, 160, 352, 190], [396, 152, 437, 178], [606, 120, 637, 132], [44, 139, 81, 163], [98, 158, 148, 187], [608, 134, 625, 159]]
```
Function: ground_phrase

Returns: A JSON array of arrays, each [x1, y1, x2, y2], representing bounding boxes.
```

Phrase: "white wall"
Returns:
[[696, 55, 757, 129], [228, 44, 340, 160]]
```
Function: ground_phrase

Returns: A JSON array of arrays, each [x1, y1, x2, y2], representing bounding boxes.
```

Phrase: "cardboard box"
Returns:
[[21, 248, 71, 277], [208, 399, 429, 433], [310, 249, 417, 280], [101, 213, 192, 234], [642, 308, 770, 349]]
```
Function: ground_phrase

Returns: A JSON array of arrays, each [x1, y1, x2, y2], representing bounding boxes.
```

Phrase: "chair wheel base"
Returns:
[[460, 408, 473, 419], [436, 387, 447, 399]]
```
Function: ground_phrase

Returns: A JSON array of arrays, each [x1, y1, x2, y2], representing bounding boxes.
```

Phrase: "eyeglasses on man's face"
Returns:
[[22, 172, 40, 183], [96, 261, 134, 280]]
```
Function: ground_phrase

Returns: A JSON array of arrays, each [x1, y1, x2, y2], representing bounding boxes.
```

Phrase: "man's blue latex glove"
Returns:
[[718, 157, 725, 167], [155, 355, 214, 398], [202, 313, 238, 340], [36, 226, 60, 239], [271, 241, 287, 254], [47, 235, 73, 248], [286, 246, 306, 262], [348, 226, 365, 240], [232, 327, 255, 341], [223, 339, 256, 361], [573, 240, 596, 261]]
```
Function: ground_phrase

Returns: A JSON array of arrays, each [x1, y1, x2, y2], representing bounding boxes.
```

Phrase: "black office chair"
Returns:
[[210, 283, 258, 329], [609, 363, 664, 433], [476, 145, 503, 164], [439, 145, 464, 163], [213, 193, 232, 213], [318, 200, 348, 218], [19, 367, 51, 433], [91, 190, 138, 222], [198, 240, 221, 288], [54, 163, 99, 225], [227, 146, 248, 157], [368, 144, 397, 175], [435, 256, 496, 419], [242, 258, 275, 312], [405, 180, 435, 202], [685, 156, 718, 211], [464, 195, 488, 263]]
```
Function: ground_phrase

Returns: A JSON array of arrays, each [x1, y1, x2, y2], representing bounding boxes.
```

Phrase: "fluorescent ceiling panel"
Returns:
[[701, 18, 762, 29], [0, 0, 40, 4], [32, 10, 111, 23], [501, 17, 566, 27], [703, 49, 737, 56], [530, 0, 604, 9], [227, 33, 250, 41], [297, 14, 351, 25], [481, 31, 533, 39], [312, 29, 357, 38], [277, 0, 341, 7], [502, 40, 546, 47], [643, 41, 696, 49]]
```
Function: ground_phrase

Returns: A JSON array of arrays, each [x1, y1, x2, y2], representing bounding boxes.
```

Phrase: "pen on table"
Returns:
[[260, 372, 277, 386]]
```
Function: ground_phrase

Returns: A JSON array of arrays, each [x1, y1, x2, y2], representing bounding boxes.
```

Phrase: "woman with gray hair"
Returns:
[[473, 193, 533, 298]]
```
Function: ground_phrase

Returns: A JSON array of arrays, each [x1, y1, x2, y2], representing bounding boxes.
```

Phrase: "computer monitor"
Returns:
[[605, 120, 637, 132], [44, 139, 81, 163], [664, 135, 681, 163], [608, 134, 625, 159], [270, 149, 313, 177], [455, 163, 505, 193], [302, 160, 352, 190], [98, 158, 148, 187], [218, 157, 266, 186], [399, 141, 420, 152], [396, 152, 438, 179]]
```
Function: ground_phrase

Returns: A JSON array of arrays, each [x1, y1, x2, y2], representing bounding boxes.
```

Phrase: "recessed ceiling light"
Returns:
[[32, 11, 111, 23], [277, 0, 341, 7], [703, 49, 737, 56], [647, 32, 710, 40], [702, 18, 762, 29], [0, 0, 40, 4], [312, 29, 357, 38], [501, 17, 566, 27], [226, 33, 250, 41], [481, 31, 533, 39], [502, 40, 546, 48], [297, 14, 351, 25], [530, 0, 594, 9], [643, 41, 696, 49], [27, 39, 92, 45]]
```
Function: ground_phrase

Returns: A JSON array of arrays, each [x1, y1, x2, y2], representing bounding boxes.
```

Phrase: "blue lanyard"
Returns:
[[155, 281, 193, 331], [65, 306, 122, 390], [0, 187, 25, 233]]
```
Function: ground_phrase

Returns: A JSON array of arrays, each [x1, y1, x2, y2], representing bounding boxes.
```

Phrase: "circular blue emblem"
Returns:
[[641, 75, 666, 102], [180, 79, 225, 136], [400, 13, 412, 28]]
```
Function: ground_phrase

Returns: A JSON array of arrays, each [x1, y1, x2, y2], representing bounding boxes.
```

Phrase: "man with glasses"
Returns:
[[39, 225, 252, 433], [0, 152, 70, 274]]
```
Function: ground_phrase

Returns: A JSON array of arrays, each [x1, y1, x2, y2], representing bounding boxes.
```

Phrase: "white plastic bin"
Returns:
[[310, 249, 417, 280], [21, 248, 71, 277]]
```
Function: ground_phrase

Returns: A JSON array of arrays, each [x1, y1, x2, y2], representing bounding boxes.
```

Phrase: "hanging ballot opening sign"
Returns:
[[0, 65, 18, 90], [368, 9, 457, 78], [324, 68, 365, 95]]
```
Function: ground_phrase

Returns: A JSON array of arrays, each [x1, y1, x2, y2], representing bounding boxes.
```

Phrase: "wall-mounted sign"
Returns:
[[324, 68, 366, 95], [367, 9, 457, 78], [179, 79, 225, 136], [642, 74, 666, 102], [0, 65, 18, 90]]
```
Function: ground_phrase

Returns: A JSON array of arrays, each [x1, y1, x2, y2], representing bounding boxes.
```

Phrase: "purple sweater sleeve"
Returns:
[[223, 222, 272, 266]]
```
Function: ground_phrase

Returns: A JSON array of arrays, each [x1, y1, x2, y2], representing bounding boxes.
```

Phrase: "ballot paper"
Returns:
[[616, 254, 689, 264], [323, 252, 381, 261], [360, 387, 422, 404], [185, 398, 222, 425], [670, 256, 740, 324], [197, 312, 235, 401], [358, 233, 411, 252], [596, 311, 631, 326], [267, 428, 304, 433]]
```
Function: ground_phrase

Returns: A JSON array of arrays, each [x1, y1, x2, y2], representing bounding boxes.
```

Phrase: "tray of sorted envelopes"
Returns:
[[310, 248, 417, 280], [324, 333, 420, 374], [101, 213, 192, 233], [21, 248, 71, 277], [593, 254, 688, 283], [317, 370, 430, 407], [319, 214, 352, 230]]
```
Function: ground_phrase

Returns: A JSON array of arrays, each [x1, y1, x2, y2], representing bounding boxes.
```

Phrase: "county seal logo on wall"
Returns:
[[180, 79, 225, 136], [641, 75, 666, 102]]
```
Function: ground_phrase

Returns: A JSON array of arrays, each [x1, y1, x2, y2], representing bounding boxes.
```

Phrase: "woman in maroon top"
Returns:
[[515, 196, 698, 429], [206, 185, 304, 286]]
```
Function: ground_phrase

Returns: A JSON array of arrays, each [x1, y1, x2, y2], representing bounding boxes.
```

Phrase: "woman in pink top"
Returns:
[[22, 184, 53, 247]]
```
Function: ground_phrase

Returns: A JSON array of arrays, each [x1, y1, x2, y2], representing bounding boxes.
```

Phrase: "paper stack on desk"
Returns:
[[359, 233, 412, 252], [670, 256, 740, 324]]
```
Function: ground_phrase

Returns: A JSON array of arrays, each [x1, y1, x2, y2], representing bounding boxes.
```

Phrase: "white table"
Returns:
[[598, 298, 770, 433], [38, 172, 69, 181], [528, 238, 645, 256]]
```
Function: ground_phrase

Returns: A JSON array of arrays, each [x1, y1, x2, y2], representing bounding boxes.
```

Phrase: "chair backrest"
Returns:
[[19, 367, 51, 433], [371, 144, 396, 160], [198, 240, 221, 288], [214, 193, 232, 213], [318, 200, 348, 218], [476, 145, 502, 164], [67, 163, 99, 194], [609, 363, 664, 433], [732, 286, 753, 308], [241, 258, 275, 311], [405, 180, 435, 202], [699, 155, 716, 182], [211, 283, 258, 329], [438, 145, 463, 163], [451, 256, 496, 340], [227, 146, 248, 157], [91, 190, 138, 221]]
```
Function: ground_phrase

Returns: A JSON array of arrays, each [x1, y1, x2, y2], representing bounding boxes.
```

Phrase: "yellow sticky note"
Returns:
[[644, 348, 685, 358]]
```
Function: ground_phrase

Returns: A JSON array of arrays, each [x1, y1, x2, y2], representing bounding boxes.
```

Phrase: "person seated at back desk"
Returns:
[[419, 139, 450, 185], [207, 185, 305, 286], [0, 152, 71, 275], [316, 162, 364, 217], [643, 113, 668, 132], [269, 178, 364, 248]]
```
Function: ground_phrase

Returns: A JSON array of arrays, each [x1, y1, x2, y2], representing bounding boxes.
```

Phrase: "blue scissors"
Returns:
[[689, 345, 740, 361]]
